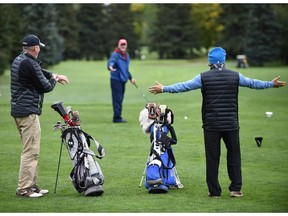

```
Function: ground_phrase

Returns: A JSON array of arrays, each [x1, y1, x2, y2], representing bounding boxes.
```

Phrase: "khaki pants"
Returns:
[[14, 114, 41, 192]]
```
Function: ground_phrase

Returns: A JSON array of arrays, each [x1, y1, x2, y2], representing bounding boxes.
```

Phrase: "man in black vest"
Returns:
[[148, 47, 286, 198]]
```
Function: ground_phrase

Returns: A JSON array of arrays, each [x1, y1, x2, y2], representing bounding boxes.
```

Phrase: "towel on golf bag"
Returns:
[[139, 103, 173, 135], [61, 127, 105, 196]]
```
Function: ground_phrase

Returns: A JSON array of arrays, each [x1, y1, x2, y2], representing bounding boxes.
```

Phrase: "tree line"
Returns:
[[0, 3, 287, 75]]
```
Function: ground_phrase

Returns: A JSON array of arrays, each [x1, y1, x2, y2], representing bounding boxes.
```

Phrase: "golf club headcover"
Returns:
[[166, 109, 174, 125], [51, 101, 68, 116], [51, 101, 74, 126], [72, 111, 81, 126], [146, 102, 157, 119], [156, 104, 168, 124]]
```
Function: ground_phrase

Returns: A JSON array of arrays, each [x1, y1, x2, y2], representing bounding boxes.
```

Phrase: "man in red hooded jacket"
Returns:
[[107, 39, 136, 123]]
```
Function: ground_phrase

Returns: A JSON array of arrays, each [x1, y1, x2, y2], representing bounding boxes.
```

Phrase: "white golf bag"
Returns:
[[52, 101, 105, 196]]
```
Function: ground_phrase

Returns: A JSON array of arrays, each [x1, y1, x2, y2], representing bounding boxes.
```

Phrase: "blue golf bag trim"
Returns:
[[145, 122, 178, 192]]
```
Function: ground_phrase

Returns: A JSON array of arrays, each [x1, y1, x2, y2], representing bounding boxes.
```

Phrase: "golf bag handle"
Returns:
[[51, 101, 75, 126]]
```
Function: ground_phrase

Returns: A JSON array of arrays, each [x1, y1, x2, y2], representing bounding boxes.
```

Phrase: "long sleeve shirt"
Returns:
[[163, 73, 274, 93]]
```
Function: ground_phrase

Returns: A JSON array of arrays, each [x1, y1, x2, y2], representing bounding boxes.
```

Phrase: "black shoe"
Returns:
[[208, 192, 221, 198], [113, 119, 127, 123]]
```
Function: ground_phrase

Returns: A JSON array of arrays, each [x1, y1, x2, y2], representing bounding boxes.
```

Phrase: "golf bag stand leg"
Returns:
[[172, 167, 184, 188], [139, 155, 149, 187], [54, 140, 64, 193]]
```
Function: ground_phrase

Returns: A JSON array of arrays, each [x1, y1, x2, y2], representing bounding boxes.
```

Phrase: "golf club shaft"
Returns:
[[134, 83, 150, 103]]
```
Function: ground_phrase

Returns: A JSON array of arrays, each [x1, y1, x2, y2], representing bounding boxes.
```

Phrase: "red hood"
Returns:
[[114, 47, 127, 60]]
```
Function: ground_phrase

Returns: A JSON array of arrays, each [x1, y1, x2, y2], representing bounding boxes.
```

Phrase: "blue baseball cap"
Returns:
[[208, 47, 226, 64]]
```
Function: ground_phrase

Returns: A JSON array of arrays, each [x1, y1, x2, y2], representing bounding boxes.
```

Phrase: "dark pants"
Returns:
[[110, 79, 126, 121], [204, 130, 242, 196]]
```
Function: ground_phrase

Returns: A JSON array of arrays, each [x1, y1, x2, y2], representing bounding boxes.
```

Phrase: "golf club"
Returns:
[[134, 83, 150, 103]]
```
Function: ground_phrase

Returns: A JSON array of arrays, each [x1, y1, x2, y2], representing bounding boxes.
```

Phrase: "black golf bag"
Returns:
[[51, 101, 105, 196], [139, 103, 183, 193]]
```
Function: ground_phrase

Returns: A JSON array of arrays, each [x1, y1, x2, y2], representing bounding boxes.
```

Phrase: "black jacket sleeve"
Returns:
[[19, 59, 56, 94]]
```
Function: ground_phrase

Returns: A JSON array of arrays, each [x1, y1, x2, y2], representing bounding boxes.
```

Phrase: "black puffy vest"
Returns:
[[200, 68, 239, 131]]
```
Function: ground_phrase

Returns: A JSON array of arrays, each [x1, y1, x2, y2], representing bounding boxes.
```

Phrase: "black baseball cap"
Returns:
[[22, 35, 45, 47]]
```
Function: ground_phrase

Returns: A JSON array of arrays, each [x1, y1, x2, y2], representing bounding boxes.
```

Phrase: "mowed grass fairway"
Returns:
[[0, 59, 287, 213]]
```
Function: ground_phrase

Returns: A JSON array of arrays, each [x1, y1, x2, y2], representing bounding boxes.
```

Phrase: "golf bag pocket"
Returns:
[[70, 154, 104, 194], [145, 149, 177, 189], [161, 149, 177, 186], [70, 155, 87, 192], [146, 160, 163, 186], [62, 128, 81, 161]]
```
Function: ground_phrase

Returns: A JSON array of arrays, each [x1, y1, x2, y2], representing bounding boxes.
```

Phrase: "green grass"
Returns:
[[0, 59, 287, 213]]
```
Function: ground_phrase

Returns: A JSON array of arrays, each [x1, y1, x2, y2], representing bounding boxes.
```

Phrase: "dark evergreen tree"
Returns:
[[245, 4, 281, 66], [218, 4, 251, 59], [77, 4, 107, 60], [23, 4, 64, 67], [0, 4, 23, 75], [273, 4, 288, 65], [149, 4, 199, 59], [55, 4, 80, 60], [104, 4, 140, 59]]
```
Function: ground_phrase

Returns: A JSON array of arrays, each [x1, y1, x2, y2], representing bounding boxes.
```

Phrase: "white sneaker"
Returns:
[[38, 189, 49, 194], [31, 186, 49, 195], [16, 190, 43, 198], [230, 191, 243, 197], [29, 192, 44, 198]]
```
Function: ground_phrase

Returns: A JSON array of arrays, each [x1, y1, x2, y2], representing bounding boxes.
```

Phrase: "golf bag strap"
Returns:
[[150, 144, 176, 169], [61, 127, 105, 159], [158, 132, 177, 147], [81, 130, 105, 159], [61, 127, 83, 147], [70, 154, 87, 192], [61, 128, 69, 143], [167, 148, 176, 168], [167, 124, 177, 143], [149, 123, 177, 144]]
